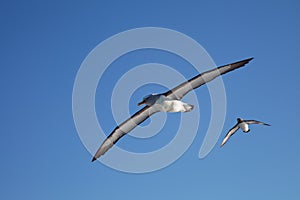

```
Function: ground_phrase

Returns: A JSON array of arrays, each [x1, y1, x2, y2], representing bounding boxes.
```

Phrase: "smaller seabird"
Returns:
[[220, 118, 270, 147]]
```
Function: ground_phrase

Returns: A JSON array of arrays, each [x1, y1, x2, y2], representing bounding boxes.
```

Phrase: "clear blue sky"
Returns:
[[1, 0, 299, 199]]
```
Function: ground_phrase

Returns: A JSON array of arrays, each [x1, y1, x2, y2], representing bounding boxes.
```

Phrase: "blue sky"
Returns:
[[1, 0, 299, 199]]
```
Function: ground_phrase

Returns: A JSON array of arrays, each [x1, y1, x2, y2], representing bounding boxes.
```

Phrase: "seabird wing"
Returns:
[[164, 58, 254, 100], [92, 106, 159, 161], [244, 120, 270, 126], [221, 124, 240, 147]]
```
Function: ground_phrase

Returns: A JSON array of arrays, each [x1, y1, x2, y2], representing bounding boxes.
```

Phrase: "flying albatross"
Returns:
[[220, 118, 270, 147], [92, 57, 254, 162]]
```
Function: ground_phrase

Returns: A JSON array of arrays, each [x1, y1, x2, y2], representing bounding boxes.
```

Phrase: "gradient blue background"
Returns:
[[1, 0, 299, 199]]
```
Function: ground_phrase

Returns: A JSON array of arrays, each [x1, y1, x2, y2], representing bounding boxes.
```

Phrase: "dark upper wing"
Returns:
[[164, 58, 254, 100], [220, 124, 240, 147], [92, 105, 159, 161], [244, 120, 270, 126]]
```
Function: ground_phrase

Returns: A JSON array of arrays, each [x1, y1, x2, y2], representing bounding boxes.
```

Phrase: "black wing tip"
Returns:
[[220, 139, 227, 147], [91, 157, 97, 162], [245, 57, 254, 63], [223, 57, 254, 69], [239, 57, 254, 64]]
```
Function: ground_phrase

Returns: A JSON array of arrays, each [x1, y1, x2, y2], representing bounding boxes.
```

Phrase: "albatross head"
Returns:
[[138, 94, 161, 106], [237, 118, 243, 123]]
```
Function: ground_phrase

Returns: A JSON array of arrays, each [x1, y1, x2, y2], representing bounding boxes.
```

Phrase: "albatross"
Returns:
[[92, 57, 254, 162], [220, 118, 270, 147]]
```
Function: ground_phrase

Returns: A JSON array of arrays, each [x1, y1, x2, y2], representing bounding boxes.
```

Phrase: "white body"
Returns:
[[155, 95, 193, 112], [238, 122, 249, 132]]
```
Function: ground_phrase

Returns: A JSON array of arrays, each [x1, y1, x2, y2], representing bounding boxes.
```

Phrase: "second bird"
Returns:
[[221, 118, 270, 147]]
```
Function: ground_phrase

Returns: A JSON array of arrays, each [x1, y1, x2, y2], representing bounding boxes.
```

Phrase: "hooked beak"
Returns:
[[138, 100, 145, 106]]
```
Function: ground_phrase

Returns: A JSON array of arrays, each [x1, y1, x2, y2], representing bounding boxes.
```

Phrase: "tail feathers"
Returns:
[[183, 104, 194, 112]]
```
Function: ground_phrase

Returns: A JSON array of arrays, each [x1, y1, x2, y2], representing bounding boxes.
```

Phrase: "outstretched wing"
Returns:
[[244, 120, 270, 126], [164, 58, 254, 100], [92, 106, 159, 161], [221, 124, 240, 147]]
